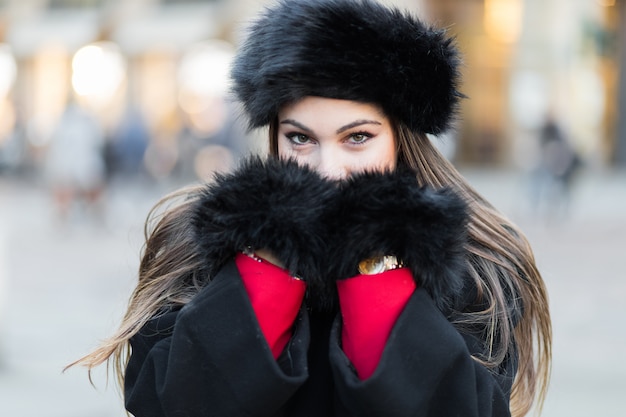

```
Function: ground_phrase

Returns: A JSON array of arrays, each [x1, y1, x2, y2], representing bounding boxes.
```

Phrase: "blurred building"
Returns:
[[0, 0, 258, 182], [0, 0, 624, 181], [423, 0, 623, 169]]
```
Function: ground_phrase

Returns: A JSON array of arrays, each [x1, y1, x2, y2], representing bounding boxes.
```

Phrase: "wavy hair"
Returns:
[[390, 122, 551, 417]]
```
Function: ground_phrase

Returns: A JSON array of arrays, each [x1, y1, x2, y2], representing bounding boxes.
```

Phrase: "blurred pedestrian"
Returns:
[[531, 116, 582, 220], [107, 104, 150, 181], [0, 107, 26, 175], [43, 101, 106, 224], [69, 1, 551, 416]]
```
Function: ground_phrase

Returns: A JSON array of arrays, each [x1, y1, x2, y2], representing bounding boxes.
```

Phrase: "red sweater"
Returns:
[[235, 253, 416, 380]]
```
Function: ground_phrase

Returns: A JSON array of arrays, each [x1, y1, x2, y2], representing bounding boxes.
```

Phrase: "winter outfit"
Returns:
[[125, 158, 516, 416], [123, 0, 518, 416]]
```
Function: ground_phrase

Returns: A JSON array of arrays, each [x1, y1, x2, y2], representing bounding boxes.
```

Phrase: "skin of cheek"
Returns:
[[349, 144, 397, 173]]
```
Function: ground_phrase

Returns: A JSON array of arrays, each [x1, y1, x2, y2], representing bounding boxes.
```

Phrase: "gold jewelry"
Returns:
[[358, 255, 403, 275], [243, 246, 263, 263], [242, 247, 304, 281]]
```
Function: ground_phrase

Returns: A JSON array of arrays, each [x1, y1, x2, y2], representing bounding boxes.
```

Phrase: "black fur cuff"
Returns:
[[327, 167, 468, 311], [192, 156, 337, 284]]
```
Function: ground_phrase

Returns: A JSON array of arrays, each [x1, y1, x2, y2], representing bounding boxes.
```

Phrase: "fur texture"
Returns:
[[192, 156, 337, 288], [192, 158, 468, 312], [231, 0, 463, 135], [327, 167, 469, 311]]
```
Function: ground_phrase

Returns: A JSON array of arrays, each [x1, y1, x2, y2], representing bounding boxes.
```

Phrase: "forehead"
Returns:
[[278, 96, 387, 121]]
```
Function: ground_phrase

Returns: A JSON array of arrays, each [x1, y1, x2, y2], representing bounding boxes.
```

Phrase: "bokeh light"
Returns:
[[0, 44, 17, 98], [177, 39, 234, 109], [177, 40, 234, 136], [71, 42, 126, 104], [484, 0, 523, 43], [0, 44, 17, 143]]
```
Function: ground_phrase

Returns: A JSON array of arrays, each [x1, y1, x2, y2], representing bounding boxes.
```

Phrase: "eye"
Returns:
[[286, 132, 313, 145], [348, 132, 372, 144]]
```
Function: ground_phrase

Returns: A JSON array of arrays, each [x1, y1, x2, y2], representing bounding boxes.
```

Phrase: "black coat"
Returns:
[[124, 260, 516, 417]]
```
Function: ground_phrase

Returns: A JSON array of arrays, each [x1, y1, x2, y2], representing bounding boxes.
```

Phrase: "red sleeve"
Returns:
[[235, 252, 306, 359], [336, 268, 416, 380]]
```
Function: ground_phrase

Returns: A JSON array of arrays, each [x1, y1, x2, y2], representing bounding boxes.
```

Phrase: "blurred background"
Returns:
[[0, 0, 624, 416]]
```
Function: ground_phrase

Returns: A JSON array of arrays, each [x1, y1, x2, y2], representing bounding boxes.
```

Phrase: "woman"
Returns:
[[70, 1, 551, 416]]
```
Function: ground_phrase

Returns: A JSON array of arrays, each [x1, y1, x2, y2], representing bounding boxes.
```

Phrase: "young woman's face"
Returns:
[[277, 97, 397, 179]]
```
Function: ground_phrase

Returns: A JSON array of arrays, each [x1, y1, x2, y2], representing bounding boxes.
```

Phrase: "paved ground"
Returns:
[[463, 168, 626, 417], [0, 167, 624, 416]]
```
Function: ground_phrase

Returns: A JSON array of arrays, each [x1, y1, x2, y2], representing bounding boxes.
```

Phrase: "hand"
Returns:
[[326, 166, 468, 311], [192, 156, 338, 286]]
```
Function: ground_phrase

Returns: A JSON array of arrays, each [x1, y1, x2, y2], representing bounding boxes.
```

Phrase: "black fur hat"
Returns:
[[231, 0, 463, 135]]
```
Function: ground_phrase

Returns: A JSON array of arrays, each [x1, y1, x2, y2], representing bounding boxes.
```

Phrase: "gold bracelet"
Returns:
[[358, 255, 403, 275], [242, 247, 304, 281], [242, 246, 263, 263]]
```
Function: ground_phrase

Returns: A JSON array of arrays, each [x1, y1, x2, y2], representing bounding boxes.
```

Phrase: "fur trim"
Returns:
[[192, 156, 337, 287], [231, 0, 463, 135], [328, 167, 468, 311]]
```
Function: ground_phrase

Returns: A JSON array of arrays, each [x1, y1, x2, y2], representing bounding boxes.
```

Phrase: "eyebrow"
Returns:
[[280, 119, 313, 133], [336, 119, 381, 134], [279, 119, 382, 134]]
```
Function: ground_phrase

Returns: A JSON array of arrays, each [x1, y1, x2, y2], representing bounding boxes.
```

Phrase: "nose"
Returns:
[[316, 147, 349, 180]]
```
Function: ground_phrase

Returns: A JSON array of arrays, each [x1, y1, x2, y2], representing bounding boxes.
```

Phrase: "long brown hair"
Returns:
[[391, 122, 551, 416], [70, 116, 550, 417], [66, 185, 211, 389]]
